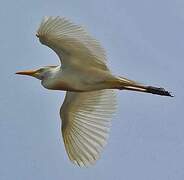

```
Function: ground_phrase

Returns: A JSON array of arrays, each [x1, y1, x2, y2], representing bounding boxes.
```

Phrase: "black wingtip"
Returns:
[[146, 86, 174, 97]]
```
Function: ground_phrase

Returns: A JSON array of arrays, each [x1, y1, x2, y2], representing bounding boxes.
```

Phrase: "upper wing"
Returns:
[[60, 90, 117, 167], [37, 16, 109, 71]]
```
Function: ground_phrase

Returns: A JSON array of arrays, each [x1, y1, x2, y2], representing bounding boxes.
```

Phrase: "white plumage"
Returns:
[[37, 16, 109, 71], [16, 16, 172, 167], [60, 90, 116, 166], [37, 17, 117, 166]]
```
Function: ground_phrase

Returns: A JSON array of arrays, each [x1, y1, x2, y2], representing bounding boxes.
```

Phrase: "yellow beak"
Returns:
[[15, 70, 37, 76]]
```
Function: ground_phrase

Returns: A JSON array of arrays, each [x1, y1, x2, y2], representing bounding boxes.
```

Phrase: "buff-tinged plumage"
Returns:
[[16, 16, 172, 167]]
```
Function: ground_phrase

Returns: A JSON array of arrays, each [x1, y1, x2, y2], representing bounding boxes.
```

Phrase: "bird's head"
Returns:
[[16, 66, 58, 80]]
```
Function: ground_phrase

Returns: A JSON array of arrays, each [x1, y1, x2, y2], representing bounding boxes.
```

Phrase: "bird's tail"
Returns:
[[117, 77, 173, 97]]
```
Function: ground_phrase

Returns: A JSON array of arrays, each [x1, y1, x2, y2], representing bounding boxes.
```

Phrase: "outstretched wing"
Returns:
[[60, 90, 117, 167], [37, 16, 109, 71]]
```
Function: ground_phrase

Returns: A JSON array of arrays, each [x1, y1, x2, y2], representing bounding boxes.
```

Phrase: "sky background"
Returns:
[[0, 0, 183, 179]]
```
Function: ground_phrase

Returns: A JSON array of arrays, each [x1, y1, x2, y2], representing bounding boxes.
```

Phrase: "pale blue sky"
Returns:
[[0, 0, 183, 179]]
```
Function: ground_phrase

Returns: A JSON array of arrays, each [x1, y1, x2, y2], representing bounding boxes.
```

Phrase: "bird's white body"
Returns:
[[41, 65, 119, 92], [16, 16, 172, 167]]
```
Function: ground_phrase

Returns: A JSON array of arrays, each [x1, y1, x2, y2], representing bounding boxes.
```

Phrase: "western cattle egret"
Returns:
[[16, 16, 172, 167]]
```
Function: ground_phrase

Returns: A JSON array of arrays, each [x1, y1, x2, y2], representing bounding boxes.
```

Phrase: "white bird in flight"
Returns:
[[16, 16, 172, 167]]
